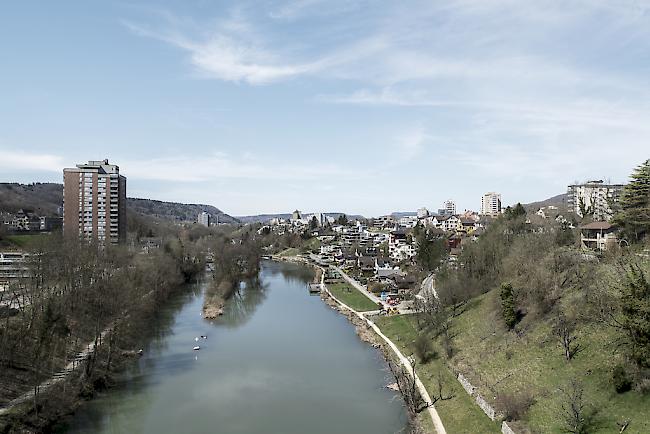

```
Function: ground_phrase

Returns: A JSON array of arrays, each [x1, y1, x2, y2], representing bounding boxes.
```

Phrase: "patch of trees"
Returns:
[[613, 159, 650, 243], [0, 233, 197, 431], [413, 226, 447, 272]]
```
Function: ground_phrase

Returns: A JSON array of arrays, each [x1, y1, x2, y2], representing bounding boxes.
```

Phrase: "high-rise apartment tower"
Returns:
[[63, 159, 126, 244], [480, 192, 502, 217]]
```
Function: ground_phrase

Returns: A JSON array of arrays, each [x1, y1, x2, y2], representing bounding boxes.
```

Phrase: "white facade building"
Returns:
[[198, 212, 211, 227], [480, 192, 502, 217], [444, 199, 456, 215], [567, 181, 624, 222]]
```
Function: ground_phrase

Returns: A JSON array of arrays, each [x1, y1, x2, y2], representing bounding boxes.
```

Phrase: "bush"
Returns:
[[413, 333, 436, 363], [612, 365, 632, 393], [637, 378, 650, 395], [496, 391, 535, 421]]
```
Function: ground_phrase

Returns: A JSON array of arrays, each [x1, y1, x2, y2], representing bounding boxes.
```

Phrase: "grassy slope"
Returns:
[[328, 282, 379, 312], [375, 315, 501, 434], [449, 289, 650, 433], [278, 247, 301, 257], [3, 234, 48, 248]]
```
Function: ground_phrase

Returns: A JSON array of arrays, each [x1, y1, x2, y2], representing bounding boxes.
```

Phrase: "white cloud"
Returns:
[[122, 14, 324, 84], [0, 150, 65, 173]]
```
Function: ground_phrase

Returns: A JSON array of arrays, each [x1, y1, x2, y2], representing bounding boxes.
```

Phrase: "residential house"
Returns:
[[399, 215, 419, 228], [357, 256, 376, 273], [580, 222, 617, 251], [389, 229, 416, 261], [375, 257, 399, 278], [438, 215, 461, 232]]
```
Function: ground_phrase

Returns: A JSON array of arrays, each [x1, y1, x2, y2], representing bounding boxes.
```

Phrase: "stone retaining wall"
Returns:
[[501, 421, 517, 434], [455, 373, 499, 421]]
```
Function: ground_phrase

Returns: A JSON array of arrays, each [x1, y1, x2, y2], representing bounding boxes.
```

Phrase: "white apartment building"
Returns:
[[198, 212, 211, 227], [444, 199, 456, 215], [417, 207, 430, 218], [567, 180, 624, 222], [480, 192, 502, 217]]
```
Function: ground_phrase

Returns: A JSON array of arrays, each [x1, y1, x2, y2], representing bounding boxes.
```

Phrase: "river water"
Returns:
[[64, 261, 408, 434]]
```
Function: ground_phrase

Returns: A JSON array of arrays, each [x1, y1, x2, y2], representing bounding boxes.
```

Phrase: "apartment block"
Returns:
[[444, 199, 456, 216], [567, 180, 623, 222], [480, 192, 502, 217], [63, 159, 126, 244], [198, 212, 211, 227]]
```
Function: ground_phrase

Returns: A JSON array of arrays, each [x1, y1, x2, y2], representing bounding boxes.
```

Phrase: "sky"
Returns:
[[1, 1, 649, 217]]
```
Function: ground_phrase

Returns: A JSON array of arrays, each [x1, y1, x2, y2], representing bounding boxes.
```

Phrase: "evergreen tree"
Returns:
[[613, 159, 650, 242], [504, 203, 527, 220], [500, 282, 517, 329], [620, 265, 650, 368], [416, 231, 447, 271]]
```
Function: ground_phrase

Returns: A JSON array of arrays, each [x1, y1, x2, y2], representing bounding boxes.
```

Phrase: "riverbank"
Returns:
[[202, 279, 232, 318], [273, 255, 444, 434], [0, 280, 200, 434], [320, 282, 446, 434]]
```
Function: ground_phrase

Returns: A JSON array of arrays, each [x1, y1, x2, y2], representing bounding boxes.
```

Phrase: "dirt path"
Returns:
[[321, 275, 447, 434], [0, 326, 113, 416]]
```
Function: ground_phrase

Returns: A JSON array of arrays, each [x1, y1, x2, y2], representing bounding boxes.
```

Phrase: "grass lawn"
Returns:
[[374, 315, 501, 434], [301, 237, 321, 252], [278, 247, 300, 257], [327, 282, 380, 312], [5, 233, 47, 248], [449, 289, 650, 433]]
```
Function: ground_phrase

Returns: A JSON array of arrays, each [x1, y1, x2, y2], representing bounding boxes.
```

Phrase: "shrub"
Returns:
[[496, 391, 535, 421], [635, 373, 650, 395], [612, 365, 632, 393], [413, 333, 436, 363]]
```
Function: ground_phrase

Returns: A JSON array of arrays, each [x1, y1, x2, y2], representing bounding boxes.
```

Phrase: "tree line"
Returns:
[[0, 228, 205, 432]]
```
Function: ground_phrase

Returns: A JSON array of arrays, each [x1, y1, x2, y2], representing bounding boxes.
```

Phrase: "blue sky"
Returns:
[[1, 1, 649, 216]]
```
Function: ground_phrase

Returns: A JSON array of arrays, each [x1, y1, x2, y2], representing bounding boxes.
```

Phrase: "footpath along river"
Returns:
[[63, 261, 408, 434]]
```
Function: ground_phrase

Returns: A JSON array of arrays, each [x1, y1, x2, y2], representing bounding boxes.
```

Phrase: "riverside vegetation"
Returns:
[[0, 218, 210, 433], [394, 159, 650, 433], [202, 227, 263, 318]]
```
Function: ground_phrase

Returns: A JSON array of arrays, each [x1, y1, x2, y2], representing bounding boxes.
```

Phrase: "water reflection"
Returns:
[[263, 259, 314, 284], [63, 261, 407, 434], [213, 277, 268, 328]]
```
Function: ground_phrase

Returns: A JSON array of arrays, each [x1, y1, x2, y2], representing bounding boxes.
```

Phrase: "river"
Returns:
[[63, 260, 408, 434]]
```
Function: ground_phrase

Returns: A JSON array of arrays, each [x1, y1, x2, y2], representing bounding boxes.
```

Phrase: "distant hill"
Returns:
[[237, 212, 363, 224], [390, 211, 417, 218], [0, 182, 237, 223], [0, 183, 63, 216], [127, 198, 237, 224], [522, 193, 568, 213]]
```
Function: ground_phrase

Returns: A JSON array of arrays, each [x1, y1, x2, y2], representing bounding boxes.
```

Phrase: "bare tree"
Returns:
[[554, 312, 581, 361], [559, 379, 590, 434], [388, 357, 453, 416]]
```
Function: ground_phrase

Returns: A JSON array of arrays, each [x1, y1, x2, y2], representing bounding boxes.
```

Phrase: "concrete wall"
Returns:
[[455, 372, 500, 421], [501, 421, 517, 434]]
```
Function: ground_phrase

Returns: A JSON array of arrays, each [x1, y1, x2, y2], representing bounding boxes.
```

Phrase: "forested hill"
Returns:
[[522, 192, 567, 212], [127, 198, 238, 223], [0, 183, 62, 216], [0, 182, 237, 223]]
